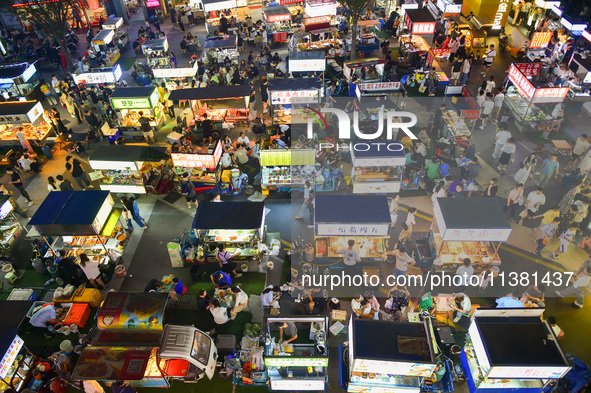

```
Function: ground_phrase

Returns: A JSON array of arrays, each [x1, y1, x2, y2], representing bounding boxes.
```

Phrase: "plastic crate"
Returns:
[[73, 288, 102, 308], [26, 301, 48, 318], [7, 288, 37, 301]]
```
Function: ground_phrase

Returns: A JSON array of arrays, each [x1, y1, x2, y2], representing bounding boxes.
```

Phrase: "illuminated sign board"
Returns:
[[492, 0, 510, 30], [265, 12, 291, 23], [152, 62, 199, 78], [551, 4, 562, 16], [515, 62, 542, 76], [529, 31, 553, 48], [270, 379, 326, 391], [74, 65, 123, 85], [171, 142, 223, 169], [270, 89, 319, 105], [0, 336, 23, 379], [112, 90, 159, 110], [316, 223, 390, 237], [265, 358, 329, 367], [305, 0, 337, 17], [289, 58, 326, 72], [508, 64, 535, 98], [532, 87, 569, 103], [304, 15, 332, 25], [351, 358, 436, 377]]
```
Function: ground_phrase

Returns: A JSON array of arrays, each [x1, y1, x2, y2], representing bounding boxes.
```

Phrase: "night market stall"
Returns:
[[101, 17, 129, 49], [314, 195, 390, 263], [141, 38, 171, 74], [263, 6, 292, 43], [265, 316, 329, 391], [350, 141, 406, 194], [0, 195, 24, 247], [461, 308, 571, 393], [202, 34, 239, 62], [441, 86, 480, 149], [268, 78, 322, 125], [0, 301, 37, 392], [89, 145, 171, 194], [0, 101, 50, 146], [72, 292, 218, 387], [260, 149, 316, 192], [171, 140, 223, 191], [289, 27, 342, 53], [304, 0, 337, 26], [505, 64, 569, 133], [167, 85, 250, 129], [73, 64, 123, 86], [28, 191, 125, 267], [109, 86, 165, 137], [0, 62, 42, 101], [344, 318, 437, 393], [91, 29, 121, 67], [192, 201, 265, 260], [401, 9, 436, 45], [356, 20, 381, 56], [200, 0, 238, 34], [343, 58, 406, 97], [415, 198, 512, 272]]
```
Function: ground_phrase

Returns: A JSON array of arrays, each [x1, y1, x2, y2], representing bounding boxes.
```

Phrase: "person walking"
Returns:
[[295, 180, 312, 219], [552, 223, 579, 259], [518, 186, 546, 224], [555, 265, 591, 308], [121, 196, 147, 229], [492, 124, 512, 159], [534, 216, 560, 256], [536, 154, 560, 187], [180, 172, 198, 209], [459, 55, 472, 85], [65, 155, 93, 189], [79, 253, 107, 289], [137, 111, 156, 144], [481, 44, 496, 77], [479, 93, 495, 129], [387, 245, 416, 279], [492, 87, 505, 121], [497, 137, 516, 174], [514, 153, 537, 184], [504, 183, 524, 220], [5, 167, 33, 206]]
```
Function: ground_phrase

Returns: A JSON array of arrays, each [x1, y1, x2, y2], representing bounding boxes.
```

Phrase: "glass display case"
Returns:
[[315, 236, 386, 259], [200, 229, 260, 257], [0, 336, 35, 392]]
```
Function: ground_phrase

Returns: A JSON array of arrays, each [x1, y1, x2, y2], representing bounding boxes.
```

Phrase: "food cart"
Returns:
[[171, 140, 223, 191], [260, 149, 316, 192], [441, 86, 480, 149], [72, 292, 218, 387], [415, 198, 512, 272], [288, 51, 326, 76], [102, 17, 129, 49], [356, 20, 381, 56], [202, 34, 239, 62], [110, 87, 164, 138], [91, 29, 121, 67], [404, 9, 436, 37], [168, 85, 250, 129], [192, 201, 264, 260], [314, 195, 390, 263], [505, 64, 569, 132], [346, 318, 437, 393], [289, 28, 343, 53], [350, 141, 405, 194], [0, 301, 37, 393], [461, 308, 570, 393], [305, 0, 337, 24], [0, 62, 42, 101], [0, 101, 51, 146], [265, 316, 329, 391], [73, 64, 123, 86], [152, 58, 199, 81], [343, 58, 406, 97], [0, 195, 24, 247], [28, 191, 125, 265], [142, 38, 169, 57], [200, 0, 238, 34], [263, 6, 292, 43], [89, 145, 170, 194], [268, 78, 321, 125]]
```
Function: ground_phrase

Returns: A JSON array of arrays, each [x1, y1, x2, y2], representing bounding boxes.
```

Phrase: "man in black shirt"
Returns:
[[56, 249, 81, 286], [144, 279, 163, 292], [201, 113, 213, 146], [138, 111, 156, 144], [197, 289, 211, 311], [451, 58, 463, 85], [431, 103, 446, 138], [6, 167, 32, 205], [65, 155, 93, 189]]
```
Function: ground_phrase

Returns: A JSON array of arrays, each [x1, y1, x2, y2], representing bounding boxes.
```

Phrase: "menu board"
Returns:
[[171, 142, 222, 169], [260, 149, 316, 166], [270, 90, 319, 105], [265, 357, 329, 367], [351, 358, 435, 377], [529, 32, 553, 48], [0, 335, 23, 379]]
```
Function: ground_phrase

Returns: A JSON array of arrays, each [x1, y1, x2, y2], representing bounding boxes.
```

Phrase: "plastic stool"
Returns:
[[5, 272, 18, 284]]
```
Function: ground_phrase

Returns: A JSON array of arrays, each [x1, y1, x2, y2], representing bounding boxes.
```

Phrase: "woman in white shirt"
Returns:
[[230, 286, 249, 319], [261, 285, 280, 310], [47, 176, 60, 192], [497, 137, 516, 173], [79, 253, 106, 289]]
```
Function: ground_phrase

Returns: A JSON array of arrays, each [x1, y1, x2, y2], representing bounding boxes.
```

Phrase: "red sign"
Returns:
[[529, 31, 553, 48], [532, 87, 569, 103], [432, 48, 452, 58], [304, 15, 331, 25], [280, 0, 302, 4], [146, 0, 159, 7], [462, 87, 479, 110], [515, 62, 542, 76], [412, 22, 435, 34], [266, 13, 291, 22], [171, 142, 222, 169], [461, 109, 480, 119], [508, 64, 535, 98]]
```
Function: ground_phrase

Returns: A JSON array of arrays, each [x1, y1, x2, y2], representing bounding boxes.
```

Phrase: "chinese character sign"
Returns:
[[358, 82, 402, 91], [508, 64, 535, 98], [304, 15, 332, 25], [111, 98, 153, 110], [532, 87, 569, 103], [492, 0, 510, 29], [267, 13, 291, 22], [171, 152, 221, 169], [529, 31, 553, 48], [270, 90, 319, 105], [515, 62, 542, 77], [461, 109, 480, 120], [316, 224, 390, 237], [442, 228, 512, 242], [412, 22, 435, 34], [289, 59, 326, 72]]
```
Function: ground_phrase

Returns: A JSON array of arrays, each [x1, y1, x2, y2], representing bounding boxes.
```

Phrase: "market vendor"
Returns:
[[419, 290, 439, 315], [277, 321, 298, 344], [449, 293, 471, 323], [229, 286, 249, 319], [215, 243, 243, 278]]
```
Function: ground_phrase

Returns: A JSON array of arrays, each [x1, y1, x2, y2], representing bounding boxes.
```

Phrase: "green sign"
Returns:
[[112, 97, 153, 110], [264, 357, 329, 367]]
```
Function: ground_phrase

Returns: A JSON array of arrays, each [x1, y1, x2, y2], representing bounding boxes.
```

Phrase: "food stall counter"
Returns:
[[350, 141, 405, 193], [0, 101, 51, 145], [261, 149, 316, 190], [0, 62, 43, 101], [171, 141, 223, 188], [110, 86, 164, 136], [268, 78, 321, 124]]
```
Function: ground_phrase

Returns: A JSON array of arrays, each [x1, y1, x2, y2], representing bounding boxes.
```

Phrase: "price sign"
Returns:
[[432, 48, 452, 58], [289, 59, 326, 72], [73, 65, 122, 85], [532, 87, 569, 103], [266, 13, 291, 22], [461, 109, 480, 119], [515, 62, 542, 76], [172, 143, 222, 169], [508, 64, 535, 98], [529, 31, 553, 48]]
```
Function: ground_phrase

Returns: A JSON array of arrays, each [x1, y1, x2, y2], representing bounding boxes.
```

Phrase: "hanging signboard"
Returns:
[[266, 12, 291, 22], [529, 31, 553, 48], [358, 81, 402, 91], [73, 65, 123, 85], [270, 89, 319, 105], [515, 62, 542, 76], [316, 223, 390, 237], [461, 109, 480, 119], [532, 87, 569, 103], [508, 64, 535, 98], [152, 61, 199, 79], [289, 58, 326, 72]]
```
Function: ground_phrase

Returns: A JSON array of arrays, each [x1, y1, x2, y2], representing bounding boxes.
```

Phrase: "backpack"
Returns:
[[180, 181, 189, 195]]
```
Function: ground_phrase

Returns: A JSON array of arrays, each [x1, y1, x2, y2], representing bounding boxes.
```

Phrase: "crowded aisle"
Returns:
[[0, 0, 591, 392]]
